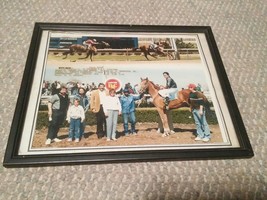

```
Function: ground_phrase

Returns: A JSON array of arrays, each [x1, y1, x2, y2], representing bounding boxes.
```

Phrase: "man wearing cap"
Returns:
[[46, 85, 70, 145], [120, 88, 143, 136], [188, 83, 211, 142]]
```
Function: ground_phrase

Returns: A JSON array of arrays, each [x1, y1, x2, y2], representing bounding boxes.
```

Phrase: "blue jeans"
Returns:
[[47, 110, 66, 139], [122, 112, 136, 134], [69, 118, 81, 139], [192, 109, 210, 139], [106, 110, 119, 139]]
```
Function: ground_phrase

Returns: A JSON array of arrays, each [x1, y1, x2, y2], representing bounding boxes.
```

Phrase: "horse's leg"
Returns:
[[90, 52, 93, 62], [62, 51, 70, 59], [159, 51, 172, 60], [83, 50, 90, 59], [144, 52, 149, 60], [148, 51, 157, 59], [156, 108, 170, 137], [166, 51, 174, 60]]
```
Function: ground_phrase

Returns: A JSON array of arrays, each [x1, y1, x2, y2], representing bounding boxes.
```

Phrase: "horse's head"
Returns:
[[138, 78, 161, 94], [138, 77, 149, 94], [101, 41, 110, 48]]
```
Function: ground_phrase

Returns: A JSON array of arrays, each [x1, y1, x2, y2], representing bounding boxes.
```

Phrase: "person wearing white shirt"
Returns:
[[66, 99, 85, 142], [103, 89, 122, 141]]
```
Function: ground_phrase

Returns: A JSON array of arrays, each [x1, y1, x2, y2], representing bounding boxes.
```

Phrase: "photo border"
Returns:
[[3, 23, 254, 167]]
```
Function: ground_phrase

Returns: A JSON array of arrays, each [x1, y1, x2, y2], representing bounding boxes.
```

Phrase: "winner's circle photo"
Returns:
[[3, 23, 253, 167]]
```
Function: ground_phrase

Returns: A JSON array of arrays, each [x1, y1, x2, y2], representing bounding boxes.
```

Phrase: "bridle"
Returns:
[[138, 80, 148, 94]]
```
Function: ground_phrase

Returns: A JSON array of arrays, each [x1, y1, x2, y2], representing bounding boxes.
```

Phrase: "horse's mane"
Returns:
[[140, 78, 160, 91], [148, 80, 160, 90]]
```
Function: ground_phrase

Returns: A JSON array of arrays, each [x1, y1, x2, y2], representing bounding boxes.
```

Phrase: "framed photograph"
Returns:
[[4, 23, 253, 167]]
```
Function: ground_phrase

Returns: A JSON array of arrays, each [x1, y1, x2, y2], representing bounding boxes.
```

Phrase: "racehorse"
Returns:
[[133, 40, 174, 61], [62, 41, 110, 61], [138, 78, 208, 136]]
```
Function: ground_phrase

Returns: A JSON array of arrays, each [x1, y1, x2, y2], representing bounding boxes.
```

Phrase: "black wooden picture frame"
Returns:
[[3, 23, 253, 167]]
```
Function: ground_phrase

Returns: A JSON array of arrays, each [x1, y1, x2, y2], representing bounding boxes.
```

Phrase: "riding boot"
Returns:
[[164, 97, 170, 110]]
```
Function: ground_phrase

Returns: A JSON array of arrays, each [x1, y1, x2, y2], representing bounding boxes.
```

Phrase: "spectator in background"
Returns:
[[75, 87, 89, 139], [90, 83, 108, 139], [120, 88, 143, 136], [51, 81, 61, 95], [91, 82, 97, 90], [71, 82, 79, 95], [46, 85, 70, 145], [195, 83, 202, 92], [66, 82, 73, 96], [42, 81, 50, 95], [124, 83, 135, 94]]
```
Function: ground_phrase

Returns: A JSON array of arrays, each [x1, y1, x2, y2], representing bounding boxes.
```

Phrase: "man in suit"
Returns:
[[90, 83, 108, 138]]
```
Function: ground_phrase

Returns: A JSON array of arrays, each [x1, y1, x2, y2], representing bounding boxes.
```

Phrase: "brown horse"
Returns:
[[62, 41, 110, 61], [138, 78, 193, 136], [133, 40, 174, 61]]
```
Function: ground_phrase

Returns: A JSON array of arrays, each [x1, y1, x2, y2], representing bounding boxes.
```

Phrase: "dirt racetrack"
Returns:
[[32, 122, 223, 148]]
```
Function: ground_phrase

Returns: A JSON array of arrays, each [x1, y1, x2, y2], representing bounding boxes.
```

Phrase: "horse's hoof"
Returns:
[[162, 133, 169, 137]]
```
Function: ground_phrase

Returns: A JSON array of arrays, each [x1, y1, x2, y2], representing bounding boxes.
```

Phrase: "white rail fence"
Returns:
[[49, 48, 199, 60]]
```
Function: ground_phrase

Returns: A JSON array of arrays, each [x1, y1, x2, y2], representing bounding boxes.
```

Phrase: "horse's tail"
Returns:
[[204, 99, 211, 112], [204, 100, 216, 120], [200, 94, 216, 119]]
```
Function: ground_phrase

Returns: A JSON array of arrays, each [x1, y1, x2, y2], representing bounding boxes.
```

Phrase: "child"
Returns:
[[66, 98, 85, 142], [103, 89, 122, 141]]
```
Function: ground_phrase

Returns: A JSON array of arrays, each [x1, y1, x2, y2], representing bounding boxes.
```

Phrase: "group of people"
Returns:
[[42, 80, 98, 96], [46, 87, 89, 144], [45, 71, 211, 145], [45, 82, 143, 145]]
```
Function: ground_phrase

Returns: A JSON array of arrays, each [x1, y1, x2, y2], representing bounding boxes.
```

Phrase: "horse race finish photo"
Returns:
[[3, 23, 253, 167]]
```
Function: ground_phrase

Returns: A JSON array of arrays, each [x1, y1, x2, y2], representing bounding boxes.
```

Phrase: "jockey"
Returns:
[[149, 42, 160, 52], [83, 39, 99, 51], [158, 72, 179, 110]]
